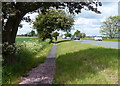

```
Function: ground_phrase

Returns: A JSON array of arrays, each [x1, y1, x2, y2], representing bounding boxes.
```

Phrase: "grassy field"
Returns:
[[53, 39, 118, 84], [81, 38, 119, 42], [2, 37, 52, 84], [103, 39, 119, 42]]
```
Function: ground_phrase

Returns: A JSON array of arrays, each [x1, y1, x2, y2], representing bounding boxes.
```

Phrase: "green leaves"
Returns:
[[100, 16, 120, 38], [33, 9, 74, 41], [74, 30, 80, 36], [64, 32, 72, 37]]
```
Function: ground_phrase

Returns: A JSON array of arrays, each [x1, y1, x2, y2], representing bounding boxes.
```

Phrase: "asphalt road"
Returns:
[[76, 40, 119, 49]]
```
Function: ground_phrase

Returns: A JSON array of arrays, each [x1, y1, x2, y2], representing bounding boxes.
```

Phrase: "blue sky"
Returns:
[[17, 1, 119, 36]]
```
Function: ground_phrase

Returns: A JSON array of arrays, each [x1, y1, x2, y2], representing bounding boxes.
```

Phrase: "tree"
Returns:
[[80, 33, 86, 38], [52, 32, 59, 41], [74, 30, 80, 37], [33, 9, 74, 42], [28, 30, 36, 36], [2, 1, 102, 64], [100, 16, 120, 38], [64, 32, 72, 37]]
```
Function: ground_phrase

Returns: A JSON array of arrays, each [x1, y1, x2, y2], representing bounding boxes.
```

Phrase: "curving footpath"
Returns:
[[19, 43, 57, 84]]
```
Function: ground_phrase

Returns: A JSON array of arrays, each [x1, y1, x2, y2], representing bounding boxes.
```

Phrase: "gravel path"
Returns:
[[19, 43, 57, 84]]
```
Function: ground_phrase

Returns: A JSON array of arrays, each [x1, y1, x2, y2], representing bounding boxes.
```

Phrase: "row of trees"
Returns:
[[100, 16, 120, 39], [64, 30, 86, 38], [17, 30, 36, 37]]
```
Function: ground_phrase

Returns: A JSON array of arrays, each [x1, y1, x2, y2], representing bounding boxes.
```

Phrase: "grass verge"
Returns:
[[81, 38, 119, 42], [2, 38, 52, 84], [53, 39, 118, 84]]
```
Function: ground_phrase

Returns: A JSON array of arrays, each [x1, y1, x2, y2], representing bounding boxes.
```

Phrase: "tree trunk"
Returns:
[[2, 12, 26, 64], [3, 12, 25, 44]]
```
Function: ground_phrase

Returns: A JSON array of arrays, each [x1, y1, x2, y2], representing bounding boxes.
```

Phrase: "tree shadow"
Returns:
[[56, 40, 71, 44], [54, 47, 118, 84]]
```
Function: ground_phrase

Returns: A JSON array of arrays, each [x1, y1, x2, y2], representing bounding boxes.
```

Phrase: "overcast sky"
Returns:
[[17, 1, 119, 36]]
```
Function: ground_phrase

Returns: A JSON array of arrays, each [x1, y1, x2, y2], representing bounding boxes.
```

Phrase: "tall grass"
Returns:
[[2, 37, 52, 84], [53, 39, 118, 84]]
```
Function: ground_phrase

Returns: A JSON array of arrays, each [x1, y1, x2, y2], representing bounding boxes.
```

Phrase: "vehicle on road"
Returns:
[[94, 36, 102, 41], [71, 36, 80, 40], [66, 37, 71, 40], [75, 36, 80, 40]]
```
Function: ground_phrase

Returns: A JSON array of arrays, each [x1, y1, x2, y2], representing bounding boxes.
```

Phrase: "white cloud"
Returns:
[[17, 13, 38, 35], [72, 2, 118, 36]]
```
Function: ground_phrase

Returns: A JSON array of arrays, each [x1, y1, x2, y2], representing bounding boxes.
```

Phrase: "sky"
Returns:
[[17, 1, 119, 36]]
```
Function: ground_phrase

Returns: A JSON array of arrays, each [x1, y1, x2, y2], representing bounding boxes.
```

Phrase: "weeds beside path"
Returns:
[[2, 38, 52, 84]]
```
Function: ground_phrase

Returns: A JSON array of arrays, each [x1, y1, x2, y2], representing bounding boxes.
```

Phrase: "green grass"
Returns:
[[16, 37, 39, 43], [2, 37, 52, 84], [81, 38, 94, 40], [103, 39, 119, 42], [53, 39, 118, 84], [81, 38, 120, 42]]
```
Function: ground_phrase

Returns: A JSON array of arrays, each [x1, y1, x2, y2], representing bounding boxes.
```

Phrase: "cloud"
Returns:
[[72, 2, 118, 36], [17, 13, 38, 35]]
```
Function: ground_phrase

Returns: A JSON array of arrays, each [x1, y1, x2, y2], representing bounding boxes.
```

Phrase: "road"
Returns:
[[76, 40, 119, 49]]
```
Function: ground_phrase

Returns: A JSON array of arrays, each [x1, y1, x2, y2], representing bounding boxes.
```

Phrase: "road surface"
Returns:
[[76, 40, 119, 49]]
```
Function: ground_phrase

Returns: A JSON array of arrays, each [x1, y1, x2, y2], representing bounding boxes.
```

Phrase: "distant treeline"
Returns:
[[17, 30, 37, 37]]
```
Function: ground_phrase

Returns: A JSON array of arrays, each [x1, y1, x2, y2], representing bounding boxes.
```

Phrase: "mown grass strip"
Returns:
[[53, 39, 118, 84], [81, 38, 119, 42]]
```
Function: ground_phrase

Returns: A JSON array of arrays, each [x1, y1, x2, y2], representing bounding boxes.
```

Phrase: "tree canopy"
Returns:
[[33, 9, 74, 41], [28, 30, 36, 37], [74, 30, 80, 37], [100, 16, 120, 38], [79, 33, 86, 38], [64, 32, 72, 37]]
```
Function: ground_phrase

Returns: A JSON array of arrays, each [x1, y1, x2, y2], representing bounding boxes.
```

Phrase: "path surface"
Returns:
[[76, 40, 119, 49], [19, 43, 57, 84]]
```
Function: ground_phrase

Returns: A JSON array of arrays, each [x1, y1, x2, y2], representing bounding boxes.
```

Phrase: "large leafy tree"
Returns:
[[33, 9, 74, 42], [2, 1, 102, 64], [100, 16, 120, 38]]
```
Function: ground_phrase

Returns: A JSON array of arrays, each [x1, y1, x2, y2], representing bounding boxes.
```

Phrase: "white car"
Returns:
[[66, 37, 71, 40], [94, 37, 102, 41]]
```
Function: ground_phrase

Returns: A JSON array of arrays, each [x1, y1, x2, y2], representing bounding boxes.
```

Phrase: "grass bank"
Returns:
[[54, 39, 118, 84], [81, 38, 119, 42], [2, 37, 52, 84]]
